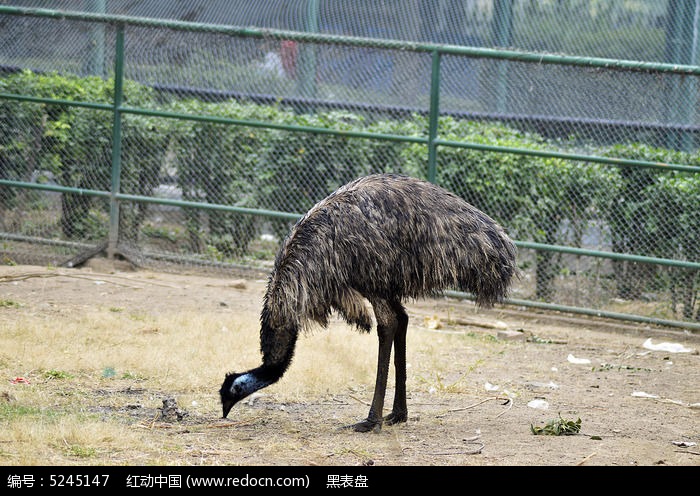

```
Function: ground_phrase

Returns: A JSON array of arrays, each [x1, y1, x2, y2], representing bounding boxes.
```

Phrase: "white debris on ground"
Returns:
[[631, 391, 659, 399], [567, 354, 591, 365], [527, 399, 550, 410], [642, 338, 695, 353]]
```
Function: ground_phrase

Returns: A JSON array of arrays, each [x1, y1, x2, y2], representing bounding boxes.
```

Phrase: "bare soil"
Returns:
[[1, 260, 699, 467]]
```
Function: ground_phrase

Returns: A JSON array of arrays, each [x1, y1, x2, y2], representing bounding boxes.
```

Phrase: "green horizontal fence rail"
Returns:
[[1, 5, 699, 332]]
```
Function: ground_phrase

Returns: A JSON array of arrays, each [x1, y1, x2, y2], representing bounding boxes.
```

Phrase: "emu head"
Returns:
[[219, 372, 247, 418], [220, 364, 285, 418]]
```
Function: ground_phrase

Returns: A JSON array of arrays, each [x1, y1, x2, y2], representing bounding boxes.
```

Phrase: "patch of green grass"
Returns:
[[128, 312, 150, 322], [43, 369, 73, 380], [0, 299, 21, 308], [531, 414, 582, 436], [64, 445, 97, 459], [0, 403, 67, 425], [102, 367, 117, 378], [121, 371, 146, 380], [0, 403, 44, 421], [464, 332, 498, 342]]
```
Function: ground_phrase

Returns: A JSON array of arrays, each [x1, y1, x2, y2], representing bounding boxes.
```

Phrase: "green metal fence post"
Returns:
[[86, 0, 106, 77], [492, 0, 513, 113], [664, 0, 699, 151], [107, 24, 125, 259], [298, 0, 319, 104], [427, 50, 441, 183]]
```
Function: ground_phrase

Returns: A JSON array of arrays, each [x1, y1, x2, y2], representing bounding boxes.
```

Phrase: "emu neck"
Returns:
[[254, 316, 299, 389], [233, 367, 278, 399]]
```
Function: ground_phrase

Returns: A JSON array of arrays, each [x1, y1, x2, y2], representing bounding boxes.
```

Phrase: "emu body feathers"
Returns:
[[220, 173, 517, 432]]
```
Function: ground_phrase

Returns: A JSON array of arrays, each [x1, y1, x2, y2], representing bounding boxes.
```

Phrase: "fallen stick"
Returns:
[[576, 452, 597, 465]]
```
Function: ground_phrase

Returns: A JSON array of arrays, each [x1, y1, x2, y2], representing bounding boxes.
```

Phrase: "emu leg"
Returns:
[[349, 299, 396, 433], [385, 301, 408, 425]]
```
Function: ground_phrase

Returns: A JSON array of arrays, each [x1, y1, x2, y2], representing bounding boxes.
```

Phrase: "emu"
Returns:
[[220, 173, 517, 432]]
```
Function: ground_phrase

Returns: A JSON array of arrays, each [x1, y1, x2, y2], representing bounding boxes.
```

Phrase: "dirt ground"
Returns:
[[1, 259, 699, 467]]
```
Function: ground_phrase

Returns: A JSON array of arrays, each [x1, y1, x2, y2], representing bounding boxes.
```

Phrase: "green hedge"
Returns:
[[1, 71, 698, 317], [0, 70, 167, 241]]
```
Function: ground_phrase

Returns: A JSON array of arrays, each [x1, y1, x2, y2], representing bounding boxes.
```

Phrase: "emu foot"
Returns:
[[384, 411, 408, 426], [341, 418, 382, 433]]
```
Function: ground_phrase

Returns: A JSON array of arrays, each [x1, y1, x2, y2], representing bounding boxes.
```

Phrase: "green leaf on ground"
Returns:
[[531, 414, 582, 436]]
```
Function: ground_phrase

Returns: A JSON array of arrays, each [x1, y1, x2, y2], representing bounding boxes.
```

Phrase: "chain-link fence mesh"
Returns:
[[1, 2, 699, 327], [1, 0, 680, 62]]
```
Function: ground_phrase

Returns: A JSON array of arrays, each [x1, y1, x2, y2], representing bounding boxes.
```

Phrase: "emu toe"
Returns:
[[384, 411, 408, 425], [341, 418, 382, 433]]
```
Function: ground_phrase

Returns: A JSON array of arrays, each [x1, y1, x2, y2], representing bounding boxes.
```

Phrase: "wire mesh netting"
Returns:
[[2, 1, 683, 59], [0, 1, 699, 326]]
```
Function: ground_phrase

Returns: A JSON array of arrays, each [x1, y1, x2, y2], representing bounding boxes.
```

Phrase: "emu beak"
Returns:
[[222, 399, 235, 419]]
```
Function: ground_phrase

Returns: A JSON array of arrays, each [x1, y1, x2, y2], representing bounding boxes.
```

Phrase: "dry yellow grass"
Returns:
[[0, 292, 500, 466], [1, 265, 698, 467]]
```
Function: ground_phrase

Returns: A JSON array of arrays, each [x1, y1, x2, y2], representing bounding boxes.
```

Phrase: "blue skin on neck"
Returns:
[[233, 372, 271, 397]]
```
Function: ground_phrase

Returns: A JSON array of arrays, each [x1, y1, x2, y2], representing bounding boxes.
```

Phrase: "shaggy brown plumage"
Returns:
[[220, 173, 517, 432]]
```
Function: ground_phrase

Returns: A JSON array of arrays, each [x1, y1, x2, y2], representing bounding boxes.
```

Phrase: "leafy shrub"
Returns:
[[1, 70, 698, 319]]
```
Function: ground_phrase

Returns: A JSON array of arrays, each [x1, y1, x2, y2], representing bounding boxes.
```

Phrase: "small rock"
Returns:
[[161, 396, 188, 421]]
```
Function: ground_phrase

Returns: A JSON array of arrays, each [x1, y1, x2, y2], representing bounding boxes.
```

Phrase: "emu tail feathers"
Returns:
[[467, 223, 518, 308]]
